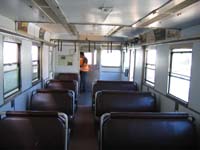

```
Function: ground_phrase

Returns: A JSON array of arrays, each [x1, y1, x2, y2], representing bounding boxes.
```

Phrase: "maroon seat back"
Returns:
[[46, 79, 78, 98], [92, 80, 138, 105], [100, 112, 198, 150], [55, 73, 80, 83], [30, 89, 75, 117], [95, 91, 157, 118], [0, 111, 67, 150]]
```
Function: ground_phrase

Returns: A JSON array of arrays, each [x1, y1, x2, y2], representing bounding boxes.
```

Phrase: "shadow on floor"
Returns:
[[69, 92, 98, 150]]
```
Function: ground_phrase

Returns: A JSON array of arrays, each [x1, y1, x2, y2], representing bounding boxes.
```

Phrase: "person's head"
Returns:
[[80, 52, 84, 58]]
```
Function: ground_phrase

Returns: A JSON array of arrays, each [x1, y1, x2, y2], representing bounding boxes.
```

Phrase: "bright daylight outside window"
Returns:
[[32, 45, 40, 82], [84, 52, 92, 65], [168, 48, 192, 102], [123, 50, 130, 72], [129, 50, 135, 81], [145, 49, 156, 86], [3, 42, 20, 98], [48, 49, 53, 78], [101, 50, 121, 67], [93, 50, 97, 65]]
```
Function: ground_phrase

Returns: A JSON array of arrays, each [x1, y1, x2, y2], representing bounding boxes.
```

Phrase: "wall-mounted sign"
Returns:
[[57, 55, 73, 66], [16, 22, 28, 33]]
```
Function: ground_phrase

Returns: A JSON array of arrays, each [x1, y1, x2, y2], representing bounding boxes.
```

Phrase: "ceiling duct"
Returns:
[[136, 0, 200, 27], [32, 0, 60, 23], [32, 0, 78, 36]]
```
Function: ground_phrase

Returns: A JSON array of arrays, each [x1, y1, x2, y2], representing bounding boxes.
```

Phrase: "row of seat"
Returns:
[[0, 73, 80, 150], [91, 80, 198, 150], [0, 111, 68, 150], [92, 80, 138, 108], [100, 112, 197, 150]]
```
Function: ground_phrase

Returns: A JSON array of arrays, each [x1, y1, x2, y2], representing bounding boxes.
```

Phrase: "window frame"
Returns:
[[167, 48, 192, 103], [3, 41, 21, 99], [48, 48, 53, 78], [31, 45, 41, 83], [144, 49, 156, 87]]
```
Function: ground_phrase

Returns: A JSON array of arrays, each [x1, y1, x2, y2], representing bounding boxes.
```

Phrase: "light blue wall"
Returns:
[[21, 40, 32, 91], [154, 45, 169, 94], [189, 42, 200, 112], [134, 47, 144, 90]]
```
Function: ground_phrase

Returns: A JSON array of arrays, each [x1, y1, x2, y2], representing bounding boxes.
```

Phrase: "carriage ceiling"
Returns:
[[0, 0, 200, 39]]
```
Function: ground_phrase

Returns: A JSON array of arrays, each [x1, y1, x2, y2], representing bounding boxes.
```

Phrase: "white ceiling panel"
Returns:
[[0, 0, 51, 22], [75, 24, 115, 35], [57, 0, 169, 25]]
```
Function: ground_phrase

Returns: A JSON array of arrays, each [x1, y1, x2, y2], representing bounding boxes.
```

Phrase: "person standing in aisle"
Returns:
[[80, 52, 89, 92]]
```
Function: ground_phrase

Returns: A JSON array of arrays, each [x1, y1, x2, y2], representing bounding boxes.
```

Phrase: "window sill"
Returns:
[[166, 94, 188, 106], [143, 82, 155, 89], [2, 90, 21, 107], [32, 79, 41, 86]]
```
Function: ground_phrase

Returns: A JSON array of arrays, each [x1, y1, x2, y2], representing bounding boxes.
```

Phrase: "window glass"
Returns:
[[146, 68, 155, 85], [4, 70, 19, 94], [147, 50, 156, 64], [32, 46, 38, 61], [169, 76, 190, 102], [3, 42, 18, 63], [84, 52, 92, 65], [32, 45, 40, 82], [171, 52, 192, 77], [145, 49, 156, 86], [168, 48, 192, 102], [101, 50, 121, 67], [3, 42, 20, 98], [123, 50, 130, 72], [129, 50, 135, 81], [49, 50, 53, 73], [93, 50, 97, 65]]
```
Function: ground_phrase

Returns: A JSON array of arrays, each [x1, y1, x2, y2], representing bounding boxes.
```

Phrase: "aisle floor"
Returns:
[[69, 92, 98, 150]]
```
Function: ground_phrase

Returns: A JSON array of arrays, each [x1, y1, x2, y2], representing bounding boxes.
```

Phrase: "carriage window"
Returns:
[[129, 50, 135, 81], [123, 50, 130, 72], [32, 45, 40, 83], [168, 48, 192, 102], [3, 42, 20, 98], [84, 52, 92, 65], [145, 49, 156, 86], [101, 50, 121, 67], [93, 50, 97, 65], [48, 49, 53, 78]]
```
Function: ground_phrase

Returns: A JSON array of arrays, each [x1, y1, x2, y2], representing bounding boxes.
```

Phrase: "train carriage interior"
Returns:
[[0, 0, 200, 149]]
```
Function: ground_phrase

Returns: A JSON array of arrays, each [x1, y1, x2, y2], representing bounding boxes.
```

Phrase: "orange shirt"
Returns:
[[80, 57, 89, 72]]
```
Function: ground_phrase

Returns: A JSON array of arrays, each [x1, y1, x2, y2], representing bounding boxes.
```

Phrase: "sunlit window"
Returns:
[[32, 45, 40, 82], [48, 48, 53, 78], [123, 50, 130, 72], [3, 42, 20, 98], [84, 52, 92, 65], [129, 50, 135, 81], [168, 48, 192, 102], [93, 50, 97, 65], [145, 49, 156, 86], [101, 50, 121, 67]]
